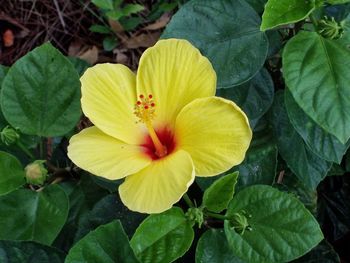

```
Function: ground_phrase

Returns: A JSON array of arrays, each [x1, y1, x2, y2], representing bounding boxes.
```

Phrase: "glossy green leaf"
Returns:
[[202, 172, 239, 213], [274, 170, 318, 215], [261, 0, 315, 31], [0, 240, 65, 263], [235, 129, 277, 191], [65, 220, 139, 263], [216, 68, 274, 127], [53, 175, 110, 251], [0, 65, 9, 87], [327, 0, 350, 4], [130, 207, 194, 263], [91, 0, 114, 10], [224, 185, 323, 263], [271, 92, 332, 189], [68, 57, 91, 76], [162, 0, 268, 88], [120, 17, 142, 31], [285, 89, 349, 163], [283, 31, 350, 144], [75, 194, 145, 242], [245, 0, 268, 13], [196, 229, 243, 263], [1, 43, 81, 137], [0, 184, 69, 245], [0, 151, 25, 195], [266, 30, 284, 57], [122, 4, 145, 16], [324, 4, 350, 21], [103, 36, 118, 51], [89, 24, 112, 34]]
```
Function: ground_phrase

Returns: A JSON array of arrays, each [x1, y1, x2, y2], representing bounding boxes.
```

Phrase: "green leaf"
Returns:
[[274, 170, 318, 215], [68, 57, 91, 76], [89, 24, 112, 34], [245, 0, 268, 13], [327, 0, 350, 4], [75, 194, 145, 241], [0, 184, 69, 245], [0, 65, 9, 87], [216, 68, 274, 127], [283, 31, 350, 144], [106, 9, 124, 20], [285, 88, 350, 163], [270, 91, 332, 189], [266, 30, 284, 57], [122, 4, 145, 16], [261, 0, 315, 31], [235, 129, 277, 191], [0, 240, 65, 263], [1, 42, 81, 137], [162, 0, 268, 88], [103, 36, 118, 51], [130, 207, 194, 263], [224, 185, 323, 263], [202, 172, 239, 213], [0, 151, 26, 195], [91, 175, 120, 192], [65, 220, 139, 263], [196, 229, 243, 263], [120, 17, 142, 31], [91, 0, 114, 10], [53, 174, 110, 251]]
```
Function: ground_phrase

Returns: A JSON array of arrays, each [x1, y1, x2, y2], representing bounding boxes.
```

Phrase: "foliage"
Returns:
[[1, 0, 350, 262], [89, 0, 186, 51]]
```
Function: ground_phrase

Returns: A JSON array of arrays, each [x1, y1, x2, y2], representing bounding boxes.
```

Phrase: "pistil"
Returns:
[[134, 94, 168, 158], [145, 120, 167, 158]]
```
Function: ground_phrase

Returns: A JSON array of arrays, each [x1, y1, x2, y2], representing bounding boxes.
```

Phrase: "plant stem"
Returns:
[[182, 193, 195, 208], [205, 211, 231, 221], [16, 141, 35, 160], [309, 13, 318, 31]]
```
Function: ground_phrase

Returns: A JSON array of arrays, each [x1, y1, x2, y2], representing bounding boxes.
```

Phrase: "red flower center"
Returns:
[[141, 127, 176, 160]]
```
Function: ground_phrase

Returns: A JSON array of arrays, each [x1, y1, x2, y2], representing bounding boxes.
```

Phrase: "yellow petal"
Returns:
[[119, 150, 195, 213], [80, 63, 144, 144], [137, 39, 216, 128], [68, 126, 151, 180], [175, 97, 252, 177]]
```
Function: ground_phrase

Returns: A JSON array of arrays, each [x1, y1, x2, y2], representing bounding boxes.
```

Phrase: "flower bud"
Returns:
[[186, 207, 204, 228], [25, 160, 48, 185], [0, 126, 20, 146], [318, 16, 345, 40], [228, 210, 252, 235]]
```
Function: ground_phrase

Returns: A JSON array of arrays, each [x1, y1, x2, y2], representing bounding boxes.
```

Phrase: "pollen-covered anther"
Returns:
[[134, 94, 156, 123]]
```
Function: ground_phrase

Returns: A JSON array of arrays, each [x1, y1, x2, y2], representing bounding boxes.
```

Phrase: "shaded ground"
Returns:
[[0, 0, 170, 69]]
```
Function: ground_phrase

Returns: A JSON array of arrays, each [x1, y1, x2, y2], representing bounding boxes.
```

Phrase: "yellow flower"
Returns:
[[68, 39, 252, 214]]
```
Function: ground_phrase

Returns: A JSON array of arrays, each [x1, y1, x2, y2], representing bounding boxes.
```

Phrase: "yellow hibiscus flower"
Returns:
[[68, 39, 252, 214]]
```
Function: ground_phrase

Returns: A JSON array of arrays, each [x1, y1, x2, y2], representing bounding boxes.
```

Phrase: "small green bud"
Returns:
[[25, 160, 48, 185], [186, 207, 204, 228], [229, 210, 252, 235], [318, 16, 345, 40], [0, 126, 20, 146]]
